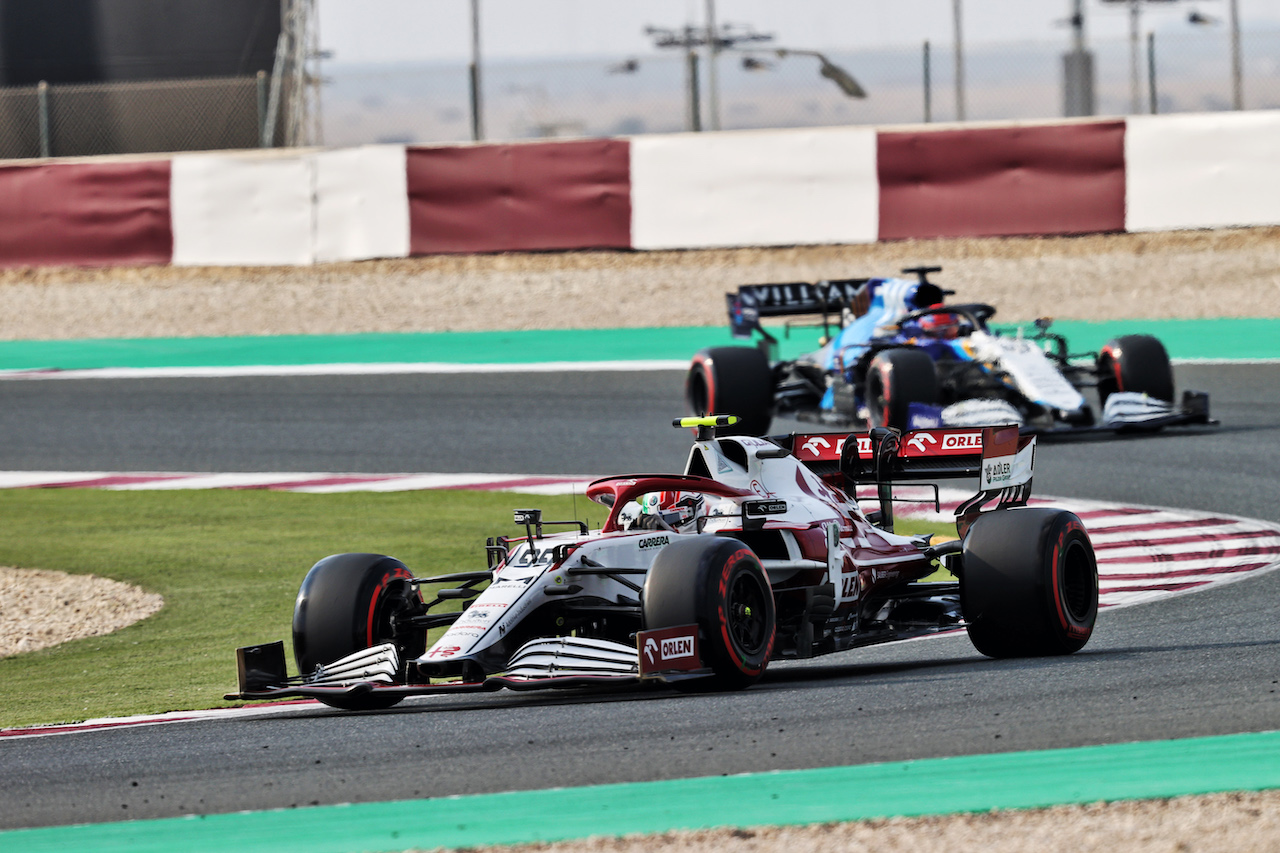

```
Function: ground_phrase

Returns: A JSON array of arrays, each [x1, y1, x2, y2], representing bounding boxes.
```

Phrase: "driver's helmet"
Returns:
[[916, 311, 963, 340], [641, 491, 707, 533]]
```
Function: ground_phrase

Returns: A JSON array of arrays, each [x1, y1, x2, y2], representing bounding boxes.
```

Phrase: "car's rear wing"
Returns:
[[728, 279, 869, 338], [779, 425, 1036, 535]]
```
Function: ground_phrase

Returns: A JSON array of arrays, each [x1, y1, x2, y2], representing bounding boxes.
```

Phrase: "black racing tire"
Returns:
[[686, 347, 774, 436], [292, 553, 425, 710], [1096, 334, 1175, 405], [960, 508, 1099, 658], [642, 536, 776, 691], [865, 348, 939, 431]]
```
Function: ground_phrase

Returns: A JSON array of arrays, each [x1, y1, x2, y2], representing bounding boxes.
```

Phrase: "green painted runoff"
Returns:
[[0, 319, 1277, 371], [4, 729, 1280, 853]]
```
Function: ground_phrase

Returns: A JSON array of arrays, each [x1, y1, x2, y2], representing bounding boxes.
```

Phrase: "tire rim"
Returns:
[[727, 570, 770, 656], [369, 578, 423, 655], [1059, 540, 1096, 623]]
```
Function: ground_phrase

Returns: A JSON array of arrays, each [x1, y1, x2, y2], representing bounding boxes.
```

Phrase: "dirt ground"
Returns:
[[3, 227, 1280, 849], [0, 227, 1278, 341]]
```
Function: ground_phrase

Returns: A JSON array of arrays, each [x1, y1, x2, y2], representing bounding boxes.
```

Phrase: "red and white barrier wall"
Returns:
[[2, 110, 1279, 269]]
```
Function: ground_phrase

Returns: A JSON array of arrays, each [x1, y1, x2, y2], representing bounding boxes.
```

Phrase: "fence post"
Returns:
[[923, 40, 932, 123], [1147, 32, 1158, 115], [37, 80, 51, 158], [256, 71, 268, 147]]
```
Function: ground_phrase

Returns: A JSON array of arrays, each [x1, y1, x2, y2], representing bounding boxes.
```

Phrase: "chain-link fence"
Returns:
[[1, 29, 1276, 158], [0, 75, 277, 160], [323, 29, 1280, 148]]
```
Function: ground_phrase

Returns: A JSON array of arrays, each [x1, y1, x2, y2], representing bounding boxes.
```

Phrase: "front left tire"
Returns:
[[292, 553, 426, 710], [642, 536, 776, 691]]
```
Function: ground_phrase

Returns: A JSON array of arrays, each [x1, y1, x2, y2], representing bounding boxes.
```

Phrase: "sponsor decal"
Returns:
[[425, 645, 462, 658], [750, 479, 774, 497], [983, 460, 1013, 483], [637, 625, 702, 676], [941, 432, 983, 451], [801, 436, 832, 455], [665, 635, 696, 660], [637, 535, 670, 550], [979, 435, 1034, 490], [796, 435, 866, 460], [744, 499, 788, 516], [906, 432, 938, 453], [899, 429, 984, 457], [716, 456, 734, 473]]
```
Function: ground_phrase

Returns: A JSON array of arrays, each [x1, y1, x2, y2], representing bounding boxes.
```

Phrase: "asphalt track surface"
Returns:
[[1, 363, 1279, 830]]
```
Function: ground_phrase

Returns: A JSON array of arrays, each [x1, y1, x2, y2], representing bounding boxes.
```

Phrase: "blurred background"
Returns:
[[2, 0, 1279, 157]]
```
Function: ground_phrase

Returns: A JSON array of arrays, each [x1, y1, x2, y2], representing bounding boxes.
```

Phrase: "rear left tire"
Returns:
[[865, 348, 939, 431], [686, 347, 774, 436]]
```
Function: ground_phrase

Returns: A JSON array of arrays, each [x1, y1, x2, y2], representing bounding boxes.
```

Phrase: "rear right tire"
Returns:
[[960, 508, 1098, 658], [686, 347, 774, 436]]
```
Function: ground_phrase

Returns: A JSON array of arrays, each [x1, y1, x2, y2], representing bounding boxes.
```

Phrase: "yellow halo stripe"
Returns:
[[673, 415, 740, 428]]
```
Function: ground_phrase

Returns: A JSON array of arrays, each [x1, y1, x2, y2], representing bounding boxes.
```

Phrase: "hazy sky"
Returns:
[[318, 0, 1280, 64]]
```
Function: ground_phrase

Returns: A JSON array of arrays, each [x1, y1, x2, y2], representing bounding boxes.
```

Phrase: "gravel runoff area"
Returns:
[[3, 227, 1280, 847], [0, 227, 1278, 340]]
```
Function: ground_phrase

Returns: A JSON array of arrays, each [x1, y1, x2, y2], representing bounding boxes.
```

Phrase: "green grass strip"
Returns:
[[1, 318, 1277, 372], [6, 729, 1280, 853]]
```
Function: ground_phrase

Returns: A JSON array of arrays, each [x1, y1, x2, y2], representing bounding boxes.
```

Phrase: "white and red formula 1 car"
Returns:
[[228, 417, 1098, 710]]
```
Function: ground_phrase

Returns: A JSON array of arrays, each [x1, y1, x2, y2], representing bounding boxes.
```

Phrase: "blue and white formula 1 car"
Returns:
[[227, 416, 1098, 711], [686, 266, 1215, 437]]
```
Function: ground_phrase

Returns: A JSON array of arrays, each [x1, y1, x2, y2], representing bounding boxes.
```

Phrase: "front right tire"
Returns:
[[292, 553, 425, 710]]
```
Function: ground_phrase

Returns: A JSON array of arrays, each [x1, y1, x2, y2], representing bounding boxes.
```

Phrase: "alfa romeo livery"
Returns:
[[228, 416, 1099, 710]]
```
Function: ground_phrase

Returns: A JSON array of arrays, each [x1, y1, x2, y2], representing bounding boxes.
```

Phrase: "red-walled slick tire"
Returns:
[[643, 536, 776, 691], [686, 346, 774, 436], [292, 553, 426, 710], [865, 348, 938, 431], [960, 508, 1098, 658], [1096, 334, 1175, 405]]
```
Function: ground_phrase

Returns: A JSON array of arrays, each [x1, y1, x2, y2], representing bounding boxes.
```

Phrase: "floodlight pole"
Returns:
[[705, 0, 721, 130], [469, 0, 483, 141], [953, 0, 966, 121], [1062, 0, 1095, 117], [1229, 0, 1243, 109], [1128, 0, 1142, 114]]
